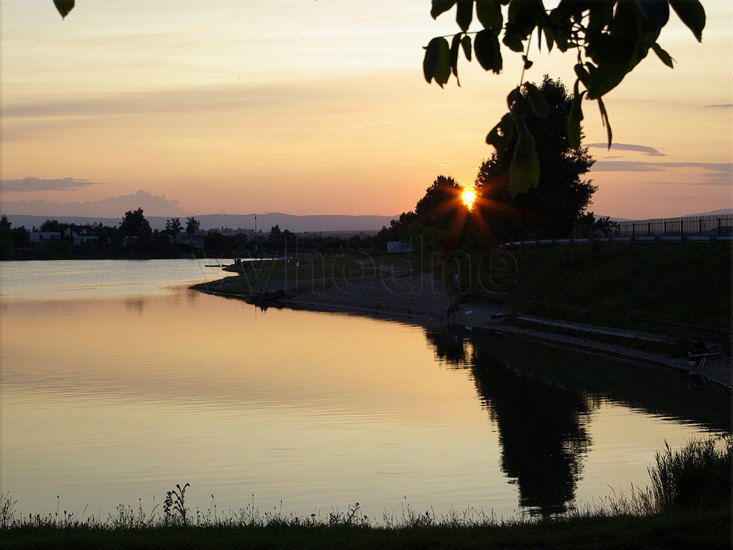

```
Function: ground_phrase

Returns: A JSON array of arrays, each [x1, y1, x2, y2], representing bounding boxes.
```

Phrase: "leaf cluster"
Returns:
[[424, 0, 706, 194]]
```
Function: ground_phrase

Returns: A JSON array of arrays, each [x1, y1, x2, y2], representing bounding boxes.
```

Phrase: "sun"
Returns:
[[461, 190, 476, 210]]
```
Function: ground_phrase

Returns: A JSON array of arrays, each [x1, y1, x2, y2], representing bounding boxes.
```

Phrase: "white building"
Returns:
[[387, 241, 412, 253], [30, 231, 62, 243]]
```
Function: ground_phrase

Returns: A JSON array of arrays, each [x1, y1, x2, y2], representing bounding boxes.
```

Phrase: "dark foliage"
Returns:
[[475, 76, 596, 241]]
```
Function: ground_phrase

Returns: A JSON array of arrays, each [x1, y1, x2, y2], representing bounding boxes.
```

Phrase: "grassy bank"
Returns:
[[508, 243, 729, 327], [1, 509, 729, 549], [2, 438, 730, 549], [445, 242, 731, 349]]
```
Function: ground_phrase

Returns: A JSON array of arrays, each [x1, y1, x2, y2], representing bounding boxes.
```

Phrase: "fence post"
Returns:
[[632, 223, 635, 238], [680, 219, 684, 242], [664, 220, 667, 236], [648, 222, 651, 236], [719, 217, 722, 237]]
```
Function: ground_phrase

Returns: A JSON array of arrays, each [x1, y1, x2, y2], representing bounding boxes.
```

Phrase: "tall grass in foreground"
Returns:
[[648, 436, 731, 512], [1, 437, 729, 531]]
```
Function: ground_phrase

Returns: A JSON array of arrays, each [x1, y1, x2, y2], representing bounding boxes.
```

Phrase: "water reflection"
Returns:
[[471, 351, 595, 516], [2, 260, 728, 520], [423, 327, 731, 516]]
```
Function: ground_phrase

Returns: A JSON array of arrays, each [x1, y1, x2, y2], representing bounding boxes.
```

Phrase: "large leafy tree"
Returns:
[[185, 216, 201, 236], [414, 175, 465, 230], [120, 207, 152, 242], [387, 175, 474, 255], [424, 0, 706, 193], [165, 217, 183, 239], [474, 76, 596, 241]]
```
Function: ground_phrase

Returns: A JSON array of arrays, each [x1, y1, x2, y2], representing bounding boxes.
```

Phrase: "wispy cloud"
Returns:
[[593, 161, 665, 172], [587, 143, 666, 156], [1, 177, 105, 194], [706, 104, 733, 108], [592, 161, 733, 186], [0, 190, 187, 217]]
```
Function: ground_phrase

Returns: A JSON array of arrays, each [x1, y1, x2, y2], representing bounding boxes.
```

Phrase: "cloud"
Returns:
[[706, 104, 733, 109], [587, 143, 666, 156], [0, 189, 188, 217], [1, 177, 105, 194], [592, 161, 733, 186], [593, 161, 665, 172]]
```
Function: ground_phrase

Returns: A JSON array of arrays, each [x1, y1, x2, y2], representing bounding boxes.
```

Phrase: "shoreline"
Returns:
[[195, 274, 732, 389]]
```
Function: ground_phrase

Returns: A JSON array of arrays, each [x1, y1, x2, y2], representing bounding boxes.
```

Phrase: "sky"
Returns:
[[2, 0, 731, 221]]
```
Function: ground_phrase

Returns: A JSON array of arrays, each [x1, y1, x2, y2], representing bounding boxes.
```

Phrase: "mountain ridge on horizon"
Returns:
[[4, 212, 400, 233], [4, 209, 731, 233]]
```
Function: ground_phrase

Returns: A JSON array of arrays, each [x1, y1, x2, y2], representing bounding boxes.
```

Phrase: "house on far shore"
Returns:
[[175, 230, 206, 250], [387, 241, 412, 253], [65, 226, 99, 246], [30, 231, 62, 243]]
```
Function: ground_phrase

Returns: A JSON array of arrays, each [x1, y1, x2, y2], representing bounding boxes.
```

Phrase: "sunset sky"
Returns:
[[2, 0, 731, 221]]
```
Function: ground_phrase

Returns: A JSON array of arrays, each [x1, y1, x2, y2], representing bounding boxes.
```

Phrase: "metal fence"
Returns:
[[616, 214, 733, 239], [569, 214, 733, 240]]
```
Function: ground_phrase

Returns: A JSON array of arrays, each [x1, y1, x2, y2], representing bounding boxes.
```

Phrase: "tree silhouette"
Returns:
[[474, 76, 596, 242]]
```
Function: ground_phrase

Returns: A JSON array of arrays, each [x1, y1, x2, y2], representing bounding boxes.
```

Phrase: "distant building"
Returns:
[[387, 241, 412, 253], [30, 231, 61, 243], [65, 226, 99, 246], [175, 230, 206, 250]]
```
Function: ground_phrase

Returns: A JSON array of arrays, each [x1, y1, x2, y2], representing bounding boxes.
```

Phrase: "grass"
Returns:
[[503, 243, 731, 329], [649, 436, 732, 512], [440, 242, 731, 355], [2, 437, 730, 549]]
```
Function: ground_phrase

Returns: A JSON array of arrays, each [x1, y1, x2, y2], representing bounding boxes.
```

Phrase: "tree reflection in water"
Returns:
[[424, 326, 730, 517], [471, 345, 596, 516], [426, 328, 595, 516]]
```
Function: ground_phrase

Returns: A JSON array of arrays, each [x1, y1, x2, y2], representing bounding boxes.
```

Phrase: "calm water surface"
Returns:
[[1, 260, 729, 521]]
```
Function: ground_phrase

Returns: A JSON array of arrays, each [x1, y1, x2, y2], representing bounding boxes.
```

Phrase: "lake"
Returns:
[[1, 259, 729, 521]]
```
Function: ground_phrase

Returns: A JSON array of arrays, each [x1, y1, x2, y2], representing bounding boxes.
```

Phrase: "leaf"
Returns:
[[525, 82, 549, 118], [597, 96, 613, 149], [486, 112, 513, 152], [506, 86, 521, 110], [476, 0, 503, 29], [586, 34, 635, 64], [633, 0, 669, 31], [522, 55, 533, 70], [542, 26, 554, 53], [502, 28, 525, 53], [574, 63, 590, 86], [461, 34, 472, 62], [567, 82, 586, 151], [475, 30, 503, 74], [651, 43, 675, 68], [450, 33, 462, 83], [507, 0, 539, 35], [669, 0, 705, 42], [431, 0, 456, 19], [587, 62, 631, 99], [552, 26, 569, 52], [54, 0, 75, 18], [456, 0, 473, 32], [423, 37, 452, 87], [509, 116, 540, 195]]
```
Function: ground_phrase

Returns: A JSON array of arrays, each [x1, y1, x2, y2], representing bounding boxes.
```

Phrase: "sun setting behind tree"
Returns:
[[462, 191, 476, 211]]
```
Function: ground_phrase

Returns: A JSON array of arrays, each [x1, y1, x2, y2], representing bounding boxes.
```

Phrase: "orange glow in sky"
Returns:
[[462, 191, 476, 210], [1, 1, 731, 221]]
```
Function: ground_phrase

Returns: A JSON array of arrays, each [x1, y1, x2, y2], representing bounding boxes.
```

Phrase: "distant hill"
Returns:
[[4, 213, 398, 233], [6, 209, 730, 233]]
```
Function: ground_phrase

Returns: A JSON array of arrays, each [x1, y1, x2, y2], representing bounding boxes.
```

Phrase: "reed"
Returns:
[[648, 436, 732, 512]]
